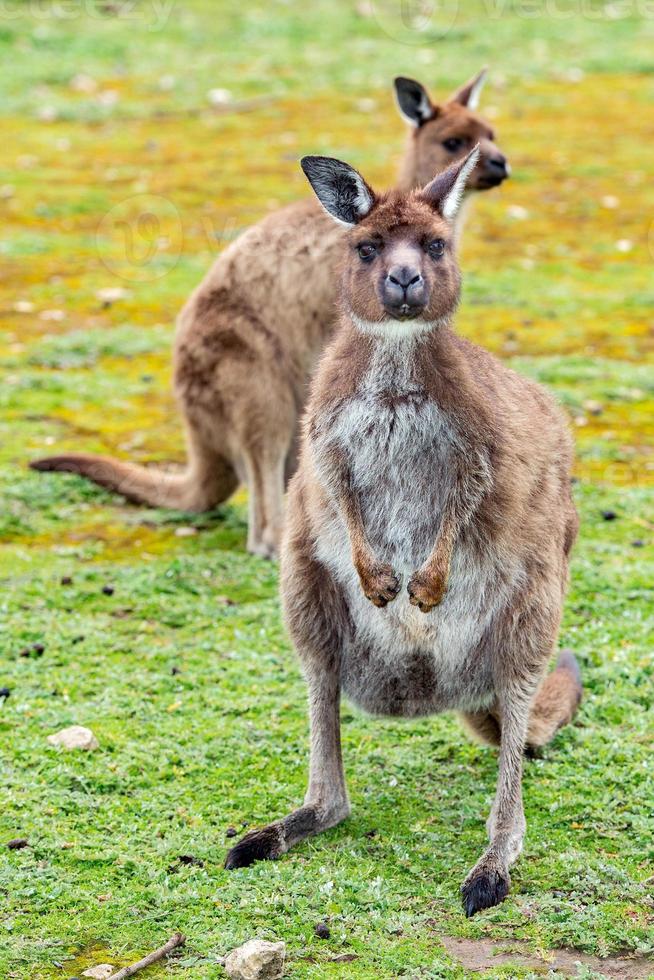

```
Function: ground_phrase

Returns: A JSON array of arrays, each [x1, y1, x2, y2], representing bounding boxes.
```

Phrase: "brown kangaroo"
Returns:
[[225, 151, 582, 916], [31, 71, 509, 559]]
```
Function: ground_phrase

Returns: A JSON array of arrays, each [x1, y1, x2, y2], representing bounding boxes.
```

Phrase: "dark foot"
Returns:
[[224, 824, 283, 870], [461, 868, 510, 917]]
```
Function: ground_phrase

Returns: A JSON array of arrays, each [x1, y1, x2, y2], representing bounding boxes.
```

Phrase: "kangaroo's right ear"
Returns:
[[393, 77, 436, 126], [422, 145, 481, 221], [301, 156, 375, 227]]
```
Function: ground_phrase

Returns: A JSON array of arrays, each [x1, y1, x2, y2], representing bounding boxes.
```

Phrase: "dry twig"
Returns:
[[107, 932, 186, 979]]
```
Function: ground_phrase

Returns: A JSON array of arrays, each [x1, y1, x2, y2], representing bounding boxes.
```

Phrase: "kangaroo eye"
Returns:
[[442, 137, 465, 152], [357, 243, 377, 261], [428, 239, 445, 258]]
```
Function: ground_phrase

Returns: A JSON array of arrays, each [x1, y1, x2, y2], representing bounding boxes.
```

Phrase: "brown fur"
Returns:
[[225, 154, 582, 918], [31, 73, 509, 558]]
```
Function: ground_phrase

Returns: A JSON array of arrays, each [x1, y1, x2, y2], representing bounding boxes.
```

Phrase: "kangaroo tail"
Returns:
[[526, 649, 582, 749], [30, 446, 238, 512], [460, 649, 582, 751]]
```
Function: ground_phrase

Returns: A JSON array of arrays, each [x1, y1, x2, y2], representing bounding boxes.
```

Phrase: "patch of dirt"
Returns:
[[440, 936, 653, 978]]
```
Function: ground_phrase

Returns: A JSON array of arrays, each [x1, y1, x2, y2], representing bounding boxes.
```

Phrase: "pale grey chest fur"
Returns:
[[313, 337, 525, 718], [337, 357, 455, 571]]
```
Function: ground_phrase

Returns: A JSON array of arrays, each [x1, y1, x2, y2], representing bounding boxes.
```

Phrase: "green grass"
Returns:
[[0, 1, 653, 977]]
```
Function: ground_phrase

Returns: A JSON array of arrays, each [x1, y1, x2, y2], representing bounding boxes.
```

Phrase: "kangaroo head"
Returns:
[[394, 70, 508, 192], [301, 148, 479, 332]]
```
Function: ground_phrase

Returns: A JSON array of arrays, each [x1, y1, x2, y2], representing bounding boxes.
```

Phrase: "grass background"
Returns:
[[0, 1, 653, 977]]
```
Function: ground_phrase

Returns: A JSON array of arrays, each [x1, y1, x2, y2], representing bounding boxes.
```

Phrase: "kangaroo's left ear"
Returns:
[[301, 156, 375, 227], [394, 77, 436, 126], [421, 145, 481, 221], [449, 67, 488, 110]]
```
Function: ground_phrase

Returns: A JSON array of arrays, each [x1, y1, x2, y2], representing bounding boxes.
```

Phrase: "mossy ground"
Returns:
[[0, 2, 652, 977]]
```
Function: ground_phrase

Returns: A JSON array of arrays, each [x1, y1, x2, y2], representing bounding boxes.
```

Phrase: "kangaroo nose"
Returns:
[[387, 266, 422, 290], [383, 265, 426, 319], [487, 153, 508, 175]]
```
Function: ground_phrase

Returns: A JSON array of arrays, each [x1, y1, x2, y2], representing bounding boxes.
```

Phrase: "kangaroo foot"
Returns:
[[225, 801, 349, 870], [460, 861, 510, 917]]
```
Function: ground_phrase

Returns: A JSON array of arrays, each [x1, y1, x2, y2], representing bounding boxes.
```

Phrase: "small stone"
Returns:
[[563, 66, 584, 82], [314, 922, 330, 939], [96, 89, 119, 107], [33, 642, 45, 655], [37, 105, 58, 122], [0, 688, 10, 700], [61, 576, 73, 586], [207, 87, 232, 106], [171, 665, 181, 675], [70, 73, 98, 93], [601, 510, 617, 521], [507, 204, 529, 220], [47, 726, 99, 751], [226, 826, 237, 838], [82, 967, 114, 980], [216, 595, 235, 605], [174, 526, 197, 537], [7, 838, 28, 850], [582, 399, 603, 416], [224, 939, 286, 980], [102, 585, 115, 595], [631, 539, 644, 548], [39, 309, 65, 321], [13, 300, 34, 312], [96, 286, 129, 305]]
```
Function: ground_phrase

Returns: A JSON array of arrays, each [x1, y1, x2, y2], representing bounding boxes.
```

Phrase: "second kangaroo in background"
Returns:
[[32, 70, 509, 559]]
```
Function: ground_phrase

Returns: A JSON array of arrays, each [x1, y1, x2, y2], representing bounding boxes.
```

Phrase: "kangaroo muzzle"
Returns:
[[382, 264, 427, 320]]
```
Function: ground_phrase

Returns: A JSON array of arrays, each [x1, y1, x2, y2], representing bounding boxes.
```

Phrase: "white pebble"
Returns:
[[506, 205, 529, 220], [82, 967, 113, 980], [207, 88, 232, 106], [48, 726, 99, 751], [224, 939, 286, 980]]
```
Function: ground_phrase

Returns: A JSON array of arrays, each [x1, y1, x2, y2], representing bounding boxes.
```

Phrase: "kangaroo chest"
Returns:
[[327, 348, 460, 569], [313, 342, 515, 718]]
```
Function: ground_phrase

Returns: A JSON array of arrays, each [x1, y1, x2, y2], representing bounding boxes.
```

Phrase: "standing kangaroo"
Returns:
[[32, 71, 509, 559], [225, 150, 582, 916]]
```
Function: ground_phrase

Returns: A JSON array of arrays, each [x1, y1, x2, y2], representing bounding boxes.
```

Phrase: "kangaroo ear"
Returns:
[[301, 156, 375, 227], [449, 67, 488, 110], [393, 77, 436, 127], [422, 145, 481, 221]]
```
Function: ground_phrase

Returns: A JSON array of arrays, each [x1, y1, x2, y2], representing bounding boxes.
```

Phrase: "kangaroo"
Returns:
[[224, 150, 582, 916], [31, 71, 510, 559]]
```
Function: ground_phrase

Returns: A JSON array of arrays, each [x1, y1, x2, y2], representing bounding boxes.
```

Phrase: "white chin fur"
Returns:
[[350, 313, 448, 338]]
